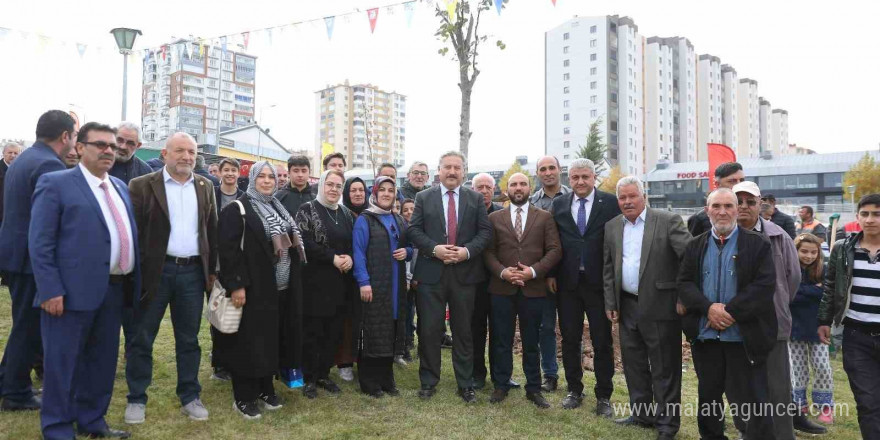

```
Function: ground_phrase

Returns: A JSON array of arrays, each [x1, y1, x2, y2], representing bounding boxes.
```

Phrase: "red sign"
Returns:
[[676, 171, 709, 179], [707, 143, 737, 190]]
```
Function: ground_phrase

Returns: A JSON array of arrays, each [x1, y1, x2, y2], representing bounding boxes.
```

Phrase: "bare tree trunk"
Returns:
[[459, 82, 473, 159]]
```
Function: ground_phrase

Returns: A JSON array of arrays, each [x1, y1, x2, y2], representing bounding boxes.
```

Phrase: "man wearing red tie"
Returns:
[[29, 122, 141, 439]]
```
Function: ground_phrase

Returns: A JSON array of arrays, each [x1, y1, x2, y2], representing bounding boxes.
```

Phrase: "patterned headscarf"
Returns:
[[246, 161, 299, 289], [366, 176, 396, 216]]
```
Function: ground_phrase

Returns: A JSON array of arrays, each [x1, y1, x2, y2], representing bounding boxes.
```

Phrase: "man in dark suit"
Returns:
[[0, 141, 23, 226], [409, 151, 492, 404], [0, 110, 75, 411], [124, 132, 217, 424], [687, 162, 745, 237], [547, 158, 621, 415], [30, 122, 140, 439], [603, 176, 690, 439], [484, 173, 562, 408]]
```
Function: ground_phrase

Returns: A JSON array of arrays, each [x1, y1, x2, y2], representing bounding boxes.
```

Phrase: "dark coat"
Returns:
[[791, 268, 824, 343], [549, 190, 622, 293], [295, 200, 355, 317], [0, 161, 6, 226], [687, 210, 712, 237], [818, 232, 862, 327], [677, 228, 778, 364], [128, 170, 218, 302], [276, 183, 316, 216], [770, 208, 797, 239], [358, 211, 408, 358], [194, 167, 220, 188], [214, 196, 303, 376], [145, 157, 164, 172], [109, 156, 153, 184], [214, 186, 244, 216]]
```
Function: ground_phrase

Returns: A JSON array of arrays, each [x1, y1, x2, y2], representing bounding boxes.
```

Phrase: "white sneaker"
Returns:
[[181, 398, 209, 421], [124, 403, 146, 424], [394, 355, 408, 366], [338, 367, 354, 382]]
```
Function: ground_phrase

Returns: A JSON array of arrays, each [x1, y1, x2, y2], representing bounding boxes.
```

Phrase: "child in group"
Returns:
[[789, 233, 835, 424]]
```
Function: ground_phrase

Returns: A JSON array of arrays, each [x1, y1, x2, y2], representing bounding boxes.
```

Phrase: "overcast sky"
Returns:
[[1, 0, 878, 168]]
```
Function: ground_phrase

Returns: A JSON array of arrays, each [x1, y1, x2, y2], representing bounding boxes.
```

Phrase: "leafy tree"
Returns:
[[576, 117, 608, 177], [843, 153, 880, 201], [498, 160, 533, 193], [435, 0, 506, 161], [597, 165, 623, 193]]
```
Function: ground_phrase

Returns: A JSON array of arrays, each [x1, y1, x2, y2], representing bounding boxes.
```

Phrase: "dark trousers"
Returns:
[[0, 273, 40, 403], [126, 262, 205, 406], [765, 341, 795, 440], [302, 313, 344, 383], [691, 340, 774, 440], [843, 326, 880, 440], [491, 292, 546, 393], [358, 357, 395, 394], [121, 306, 137, 357], [416, 268, 475, 389], [557, 274, 614, 398], [618, 293, 682, 435], [471, 282, 493, 385], [41, 283, 123, 440], [538, 295, 558, 379], [231, 375, 274, 403]]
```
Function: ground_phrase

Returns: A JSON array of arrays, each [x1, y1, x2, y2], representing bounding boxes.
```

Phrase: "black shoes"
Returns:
[[233, 400, 262, 420], [383, 387, 400, 397], [526, 391, 551, 409], [458, 387, 477, 404], [302, 382, 318, 399], [316, 378, 341, 394], [614, 416, 653, 428], [596, 398, 613, 418], [489, 388, 508, 404], [0, 395, 41, 411], [363, 388, 385, 398], [77, 427, 132, 438], [211, 367, 232, 381], [541, 376, 558, 392], [418, 386, 436, 400], [561, 392, 584, 409], [441, 334, 453, 348], [793, 413, 828, 435], [258, 393, 283, 411]]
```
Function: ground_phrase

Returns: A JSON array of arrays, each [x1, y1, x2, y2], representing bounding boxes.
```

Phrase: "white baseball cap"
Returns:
[[732, 181, 761, 198]]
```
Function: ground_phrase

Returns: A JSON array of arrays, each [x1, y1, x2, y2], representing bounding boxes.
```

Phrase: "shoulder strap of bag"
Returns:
[[233, 200, 246, 250]]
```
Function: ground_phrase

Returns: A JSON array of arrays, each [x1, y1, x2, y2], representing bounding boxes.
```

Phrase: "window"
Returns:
[[563, 86, 570, 94], [824, 172, 843, 188], [564, 141, 570, 148], [590, 81, 597, 89], [590, 95, 597, 104], [563, 100, 570, 108], [563, 59, 570, 67], [590, 67, 597, 75], [590, 25, 597, 33], [590, 39, 597, 48], [563, 32, 570, 40], [563, 154, 570, 159], [590, 109, 598, 117], [563, 73, 570, 81], [563, 113, 570, 121], [590, 53, 597, 61]]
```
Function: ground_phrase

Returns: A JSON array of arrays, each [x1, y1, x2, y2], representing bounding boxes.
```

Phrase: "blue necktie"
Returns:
[[577, 198, 587, 235]]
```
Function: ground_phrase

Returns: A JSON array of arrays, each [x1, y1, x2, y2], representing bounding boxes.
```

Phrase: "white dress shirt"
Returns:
[[163, 167, 200, 257], [78, 164, 134, 275], [621, 209, 647, 295], [570, 187, 596, 227]]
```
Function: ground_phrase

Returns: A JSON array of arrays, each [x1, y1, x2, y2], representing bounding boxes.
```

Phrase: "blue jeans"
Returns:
[[125, 262, 205, 406], [0, 273, 40, 403], [538, 295, 558, 379]]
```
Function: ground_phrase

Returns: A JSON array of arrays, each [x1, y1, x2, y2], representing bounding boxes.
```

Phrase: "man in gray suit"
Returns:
[[603, 176, 691, 440], [409, 151, 493, 404]]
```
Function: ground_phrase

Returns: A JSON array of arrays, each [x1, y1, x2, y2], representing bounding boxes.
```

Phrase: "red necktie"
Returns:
[[100, 182, 130, 272], [447, 190, 457, 246]]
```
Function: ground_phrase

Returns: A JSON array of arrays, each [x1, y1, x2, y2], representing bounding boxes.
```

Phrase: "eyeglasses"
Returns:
[[82, 141, 119, 152], [737, 198, 758, 207], [410, 171, 428, 176], [324, 183, 343, 190], [116, 137, 138, 148]]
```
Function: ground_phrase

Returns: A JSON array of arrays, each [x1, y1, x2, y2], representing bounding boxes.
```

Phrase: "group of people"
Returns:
[[0, 110, 879, 440]]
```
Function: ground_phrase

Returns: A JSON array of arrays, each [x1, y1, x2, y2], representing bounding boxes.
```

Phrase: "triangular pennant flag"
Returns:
[[446, 0, 458, 18], [324, 16, 335, 40], [495, 0, 503, 14], [161, 45, 167, 60], [367, 8, 379, 34], [76, 43, 87, 58], [198, 40, 205, 57], [551, 0, 557, 5], [242, 31, 250, 50], [404, 2, 416, 27]]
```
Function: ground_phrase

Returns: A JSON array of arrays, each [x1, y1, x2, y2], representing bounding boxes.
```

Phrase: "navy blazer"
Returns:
[[0, 142, 66, 274], [28, 166, 142, 311], [550, 189, 621, 293]]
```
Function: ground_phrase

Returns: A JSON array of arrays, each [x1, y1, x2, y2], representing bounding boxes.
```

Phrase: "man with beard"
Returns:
[[401, 161, 430, 200], [275, 164, 289, 190], [108, 122, 152, 185]]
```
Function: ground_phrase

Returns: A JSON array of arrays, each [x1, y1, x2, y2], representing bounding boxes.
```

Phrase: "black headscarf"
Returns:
[[342, 177, 368, 216]]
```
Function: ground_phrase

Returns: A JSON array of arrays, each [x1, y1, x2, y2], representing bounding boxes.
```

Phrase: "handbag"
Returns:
[[206, 200, 246, 334]]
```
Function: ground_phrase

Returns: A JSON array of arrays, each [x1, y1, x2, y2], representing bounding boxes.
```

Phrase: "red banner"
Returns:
[[368, 8, 379, 34], [707, 143, 736, 191]]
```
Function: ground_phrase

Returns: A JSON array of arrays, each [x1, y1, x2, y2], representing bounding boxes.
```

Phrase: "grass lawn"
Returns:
[[0, 285, 864, 439]]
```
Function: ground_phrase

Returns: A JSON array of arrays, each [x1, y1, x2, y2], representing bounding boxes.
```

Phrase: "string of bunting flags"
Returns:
[[0, 0, 558, 61]]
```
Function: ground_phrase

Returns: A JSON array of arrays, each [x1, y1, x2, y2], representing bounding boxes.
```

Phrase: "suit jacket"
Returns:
[[128, 169, 217, 301], [0, 162, 6, 226], [28, 166, 142, 311], [603, 208, 690, 321], [408, 184, 493, 285], [484, 204, 562, 297], [0, 142, 66, 274], [550, 189, 621, 293]]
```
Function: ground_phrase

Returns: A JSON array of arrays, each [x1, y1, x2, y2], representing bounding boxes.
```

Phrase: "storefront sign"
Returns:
[[676, 171, 709, 179]]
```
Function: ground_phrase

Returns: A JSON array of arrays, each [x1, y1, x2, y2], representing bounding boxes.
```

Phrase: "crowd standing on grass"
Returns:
[[0, 110, 878, 440]]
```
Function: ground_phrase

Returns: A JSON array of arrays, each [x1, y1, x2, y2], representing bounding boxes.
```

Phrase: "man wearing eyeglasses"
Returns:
[[733, 181, 825, 437], [0, 110, 76, 412], [108, 122, 152, 185], [400, 161, 430, 201]]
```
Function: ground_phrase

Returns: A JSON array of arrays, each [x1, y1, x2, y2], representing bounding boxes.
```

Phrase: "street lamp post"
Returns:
[[848, 184, 857, 207], [110, 28, 142, 121]]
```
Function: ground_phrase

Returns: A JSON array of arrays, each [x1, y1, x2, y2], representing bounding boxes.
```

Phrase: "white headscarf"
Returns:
[[315, 169, 342, 210]]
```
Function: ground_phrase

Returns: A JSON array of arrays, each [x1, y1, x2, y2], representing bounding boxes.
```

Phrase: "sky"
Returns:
[[1, 0, 878, 168]]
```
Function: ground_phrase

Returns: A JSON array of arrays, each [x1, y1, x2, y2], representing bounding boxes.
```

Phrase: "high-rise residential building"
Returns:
[[759, 97, 772, 155], [696, 54, 723, 161], [771, 109, 789, 156], [720, 64, 739, 153], [545, 15, 644, 175], [141, 40, 256, 142], [644, 36, 696, 171], [315, 80, 406, 171], [737, 78, 760, 159]]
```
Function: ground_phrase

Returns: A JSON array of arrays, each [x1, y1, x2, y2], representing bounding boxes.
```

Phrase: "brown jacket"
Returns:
[[128, 169, 218, 301], [484, 204, 562, 297]]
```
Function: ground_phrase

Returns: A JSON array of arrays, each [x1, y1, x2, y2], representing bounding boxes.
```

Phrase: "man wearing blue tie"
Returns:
[[29, 122, 141, 439]]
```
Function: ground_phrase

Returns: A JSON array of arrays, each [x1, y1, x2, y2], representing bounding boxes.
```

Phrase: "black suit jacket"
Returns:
[[409, 184, 493, 285], [550, 189, 621, 294], [0, 161, 6, 226]]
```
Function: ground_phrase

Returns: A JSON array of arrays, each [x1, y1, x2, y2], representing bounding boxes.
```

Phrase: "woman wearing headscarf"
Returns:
[[295, 169, 355, 398], [333, 177, 369, 382], [352, 176, 413, 397], [215, 161, 304, 419]]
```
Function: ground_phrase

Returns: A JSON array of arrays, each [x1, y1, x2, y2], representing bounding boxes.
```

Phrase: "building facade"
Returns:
[[545, 15, 644, 175], [720, 64, 739, 153], [315, 80, 406, 171], [737, 78, 760, 159], [771, 109, 789, 156], [759, 97, 772, 155], [696, 54, 723, 162], [141, 40, 256, 142], [644, 36, 696, 171]]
